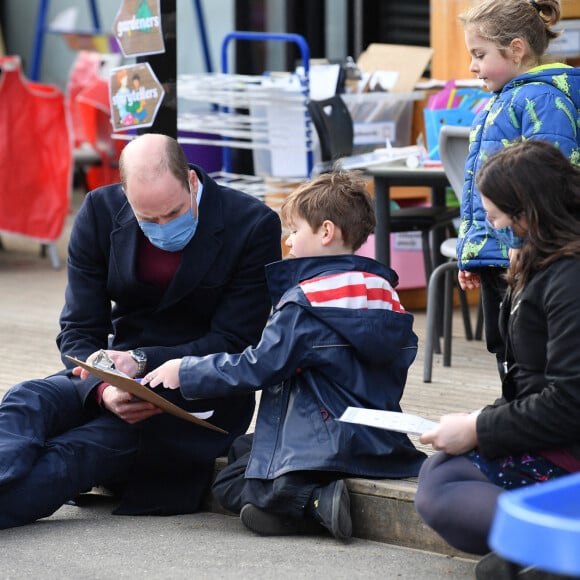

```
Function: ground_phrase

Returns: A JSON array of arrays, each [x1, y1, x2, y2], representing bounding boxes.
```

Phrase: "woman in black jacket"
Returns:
[[414, 140, 580, 577]]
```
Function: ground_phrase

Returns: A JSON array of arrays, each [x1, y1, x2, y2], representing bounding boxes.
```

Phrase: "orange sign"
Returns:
[[109, 63, 165, 131], [113, 0, 164, 57]]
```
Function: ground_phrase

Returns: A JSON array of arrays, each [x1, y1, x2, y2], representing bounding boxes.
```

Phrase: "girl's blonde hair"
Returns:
[[460, 0, 561, 58]]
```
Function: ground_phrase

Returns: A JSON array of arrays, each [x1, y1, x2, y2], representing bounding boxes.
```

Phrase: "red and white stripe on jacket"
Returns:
[[299, 272, 405, 313]]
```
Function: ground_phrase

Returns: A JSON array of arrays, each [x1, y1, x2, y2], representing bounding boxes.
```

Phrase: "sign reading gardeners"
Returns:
[[109, 63, 165, 131], [113, 0, 164, 57]]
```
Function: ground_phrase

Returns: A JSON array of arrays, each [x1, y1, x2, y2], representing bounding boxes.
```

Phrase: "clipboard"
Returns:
[[67, 356, 227, 434]]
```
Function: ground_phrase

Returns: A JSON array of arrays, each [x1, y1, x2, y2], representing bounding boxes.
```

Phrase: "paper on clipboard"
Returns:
[[66, 356, 227, 434], [339, 407, 438, 436]]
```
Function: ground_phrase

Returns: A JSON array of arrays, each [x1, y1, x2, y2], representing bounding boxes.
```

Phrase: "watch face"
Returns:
[[132, 350, 146, 362], [131, 350, 147, 376]]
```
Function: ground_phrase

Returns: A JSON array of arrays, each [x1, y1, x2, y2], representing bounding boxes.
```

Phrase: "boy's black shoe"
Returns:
[[240, 504, 322, 536], [311, 479, 352, 541]]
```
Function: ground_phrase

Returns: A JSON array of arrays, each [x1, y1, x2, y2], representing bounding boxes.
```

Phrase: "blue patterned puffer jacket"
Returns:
[[457, 64, 580, 270]]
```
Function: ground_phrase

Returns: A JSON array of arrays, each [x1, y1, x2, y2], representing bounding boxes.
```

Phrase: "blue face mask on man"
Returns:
[[138, 186, 198, 252]]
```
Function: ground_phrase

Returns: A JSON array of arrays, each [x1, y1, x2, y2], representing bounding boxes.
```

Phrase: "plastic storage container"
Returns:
[[341, 91, 424, 153], [489, 471, 580, 577]]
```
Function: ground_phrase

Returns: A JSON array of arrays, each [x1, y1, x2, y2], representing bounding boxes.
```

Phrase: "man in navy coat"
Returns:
[[0, 133, 281, 527]]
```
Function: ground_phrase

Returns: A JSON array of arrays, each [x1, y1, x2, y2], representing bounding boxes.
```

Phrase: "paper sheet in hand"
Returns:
[[67, 356, 226, 433], [339, 407, 438, 436]]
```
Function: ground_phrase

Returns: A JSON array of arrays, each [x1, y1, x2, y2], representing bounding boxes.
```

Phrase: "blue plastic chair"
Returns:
[[489, 472, 580, 577]]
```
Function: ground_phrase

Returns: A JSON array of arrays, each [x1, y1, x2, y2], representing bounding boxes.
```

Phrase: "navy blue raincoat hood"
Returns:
[[266, 255, 411, 366]]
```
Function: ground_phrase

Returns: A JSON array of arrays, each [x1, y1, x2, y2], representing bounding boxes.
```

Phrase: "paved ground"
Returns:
[[0, 495, 477, 579], [0, 191, 498, 577]]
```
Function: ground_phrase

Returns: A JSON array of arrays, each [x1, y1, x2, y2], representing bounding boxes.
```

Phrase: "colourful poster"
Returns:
[[109, 63, 165, 131], [113, 0, 164, 57]]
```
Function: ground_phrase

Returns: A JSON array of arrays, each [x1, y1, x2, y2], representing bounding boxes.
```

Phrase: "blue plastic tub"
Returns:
[[489, 471, 580, 576]]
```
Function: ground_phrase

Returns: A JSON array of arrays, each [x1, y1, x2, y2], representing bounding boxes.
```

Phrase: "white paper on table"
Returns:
[[339, 407, 438, 436], [338, 145, 421, 171]]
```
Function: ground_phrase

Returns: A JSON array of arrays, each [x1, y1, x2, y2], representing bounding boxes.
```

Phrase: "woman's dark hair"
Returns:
[[476, 140, 580, 292]]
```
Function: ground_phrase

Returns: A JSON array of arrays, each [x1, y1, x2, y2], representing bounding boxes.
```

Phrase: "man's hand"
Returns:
[[419, 413, 478, 455], [72, 349, 141, 380], [458, 270, 481, 291], [142, 359, 182, 390], [70, 350, 162, 423], [101, 385, 163, 424]]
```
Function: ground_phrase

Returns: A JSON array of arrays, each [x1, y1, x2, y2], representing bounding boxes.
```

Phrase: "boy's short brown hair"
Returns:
[[281, 170, 376, 252]]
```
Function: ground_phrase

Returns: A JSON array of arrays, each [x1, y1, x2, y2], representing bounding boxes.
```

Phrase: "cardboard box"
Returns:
[[356, 44, 434, 93], [336, 44, 433, 153]]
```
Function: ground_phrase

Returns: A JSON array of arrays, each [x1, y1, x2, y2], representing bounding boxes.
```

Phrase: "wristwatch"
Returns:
[[129, 349, 147, 377]]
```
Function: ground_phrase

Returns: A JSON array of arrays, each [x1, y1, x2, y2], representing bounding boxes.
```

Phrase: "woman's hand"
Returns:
[[419, 413, 478, 455], [142, 359, 182, 390]]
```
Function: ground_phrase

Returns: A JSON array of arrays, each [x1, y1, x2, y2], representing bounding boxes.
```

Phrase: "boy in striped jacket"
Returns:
[[143, 171, 426, 541]]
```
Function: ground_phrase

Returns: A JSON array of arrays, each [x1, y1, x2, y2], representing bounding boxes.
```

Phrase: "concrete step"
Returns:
[[203, 458, 475, 562], [346, 477, 471, 557]]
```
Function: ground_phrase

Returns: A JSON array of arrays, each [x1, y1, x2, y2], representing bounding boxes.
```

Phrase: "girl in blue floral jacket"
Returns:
[[456, 0, 580, 378]]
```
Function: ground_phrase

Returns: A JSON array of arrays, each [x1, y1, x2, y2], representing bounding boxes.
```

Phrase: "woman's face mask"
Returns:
[[481, 194, 526, 249], [487, 222, 525, 249], [138, 187, 197, 252]]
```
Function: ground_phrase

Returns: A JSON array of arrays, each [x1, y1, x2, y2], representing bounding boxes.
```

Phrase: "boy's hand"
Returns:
[[142, 359, 182, 390]]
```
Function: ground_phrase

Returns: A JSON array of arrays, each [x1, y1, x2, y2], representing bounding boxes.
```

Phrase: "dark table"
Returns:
[[364, 162, 451, 267]]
